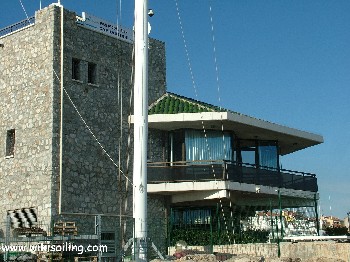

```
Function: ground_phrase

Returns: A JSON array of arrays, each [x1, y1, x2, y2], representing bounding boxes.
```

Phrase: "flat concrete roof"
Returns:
[[141, 111, 323, 155]]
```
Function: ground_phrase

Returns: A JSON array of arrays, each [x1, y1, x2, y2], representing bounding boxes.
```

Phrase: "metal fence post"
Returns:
[[270, 200, 274, 240], [4, 215, 11, 261], [278, 190, 284, 238], [216, 204, 221, 245], [314, 193, 320, 236], [96, 215, 102, 261], [209, 214, 213, 253], [167, 208, 173, 255]]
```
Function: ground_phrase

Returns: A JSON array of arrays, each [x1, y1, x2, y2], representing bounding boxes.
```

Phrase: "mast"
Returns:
[[133, 0, 149, 260]]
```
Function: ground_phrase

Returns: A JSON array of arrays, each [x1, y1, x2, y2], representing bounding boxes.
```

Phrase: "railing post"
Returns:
[[239, 162, 243, 183], [255, 163, 259, 185], [223, 160, 227, 180], [278, 168, 282, 188]]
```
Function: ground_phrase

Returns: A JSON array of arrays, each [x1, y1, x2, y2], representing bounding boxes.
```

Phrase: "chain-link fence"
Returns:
[[168, 194, 319, 253], [0, 192, 319, 261]]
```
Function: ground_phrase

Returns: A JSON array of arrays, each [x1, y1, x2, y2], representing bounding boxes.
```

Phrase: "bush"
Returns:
[[324, 226, 349, 236], [170, 228, 269, 246]]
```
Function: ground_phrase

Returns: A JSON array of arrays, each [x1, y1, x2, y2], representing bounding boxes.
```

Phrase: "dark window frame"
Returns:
[[88, 62, 97, 84], [6, 129, 15, 157], [236, 139, 279, 169], [72, 58, 81, 80]]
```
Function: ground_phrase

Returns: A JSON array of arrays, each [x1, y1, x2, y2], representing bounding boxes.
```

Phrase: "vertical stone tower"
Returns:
[[0, 4, 166, 229]]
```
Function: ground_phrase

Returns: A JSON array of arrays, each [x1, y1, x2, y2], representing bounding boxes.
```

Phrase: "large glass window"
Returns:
[[258, 141, 278, 169], [172, 208, 211, 225], [237, 140, 278, 169], [239, 140, 256, 165], [185, 130, 232, 162]]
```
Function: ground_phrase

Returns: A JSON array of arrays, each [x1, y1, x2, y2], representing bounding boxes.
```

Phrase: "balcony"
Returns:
[[147, 161, 318, 192]]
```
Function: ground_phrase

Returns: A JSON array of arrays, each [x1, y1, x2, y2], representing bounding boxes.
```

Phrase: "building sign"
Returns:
[[77, 12, 133, 43]]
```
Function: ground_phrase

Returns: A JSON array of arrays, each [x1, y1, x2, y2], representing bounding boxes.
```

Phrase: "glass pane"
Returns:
[[241, 149, 255, 165], [258, 145, 278, 169], [185, 130, 232, 162]]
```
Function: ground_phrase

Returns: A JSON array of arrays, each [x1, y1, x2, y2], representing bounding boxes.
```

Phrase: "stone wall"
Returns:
[[148, 195, 170, 253], [280, 241, 350, 261], [0, 5, 56, 227], [169, 242, 350, 261], [148, 128, 169, 163]]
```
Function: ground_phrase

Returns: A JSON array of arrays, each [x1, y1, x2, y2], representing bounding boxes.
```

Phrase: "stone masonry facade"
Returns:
[[0, 4, 168, 237], [0, 6, 56, 230]]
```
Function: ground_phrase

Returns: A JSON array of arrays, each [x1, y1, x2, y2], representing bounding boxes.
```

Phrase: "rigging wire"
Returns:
[[18, 0, 33, 24], [174, 0, 199, 100], [208, 1, 236, 237], [52, 69, 134, 187], [116, 0, 122, 28], [174, 0, 234, 243], [19, 0, 32, 24], [209, 3, 222, 109]]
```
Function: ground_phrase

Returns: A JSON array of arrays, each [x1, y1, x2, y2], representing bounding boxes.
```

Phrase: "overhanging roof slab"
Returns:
[[143, 112, 323, 155]]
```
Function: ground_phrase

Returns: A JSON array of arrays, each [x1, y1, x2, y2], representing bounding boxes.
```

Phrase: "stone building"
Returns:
[[0, 3, 166, 235]]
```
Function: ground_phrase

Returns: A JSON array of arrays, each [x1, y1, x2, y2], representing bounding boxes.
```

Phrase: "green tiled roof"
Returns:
[[149, 92, 226, 115]]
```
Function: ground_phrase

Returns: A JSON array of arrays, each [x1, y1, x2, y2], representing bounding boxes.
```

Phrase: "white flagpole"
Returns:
[[133, 0, 149, 260]]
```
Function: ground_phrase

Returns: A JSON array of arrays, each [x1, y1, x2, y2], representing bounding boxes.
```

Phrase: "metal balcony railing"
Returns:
[[0, 16, 35, 38], [147, 160, 318, 192]]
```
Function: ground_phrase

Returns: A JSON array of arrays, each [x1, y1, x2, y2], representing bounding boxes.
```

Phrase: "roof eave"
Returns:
[[130, 112, 323, 155]]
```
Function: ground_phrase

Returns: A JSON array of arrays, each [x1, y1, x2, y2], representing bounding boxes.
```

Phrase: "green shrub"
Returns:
[[324, 226, 349, 236], [170, 228, 269, 246]]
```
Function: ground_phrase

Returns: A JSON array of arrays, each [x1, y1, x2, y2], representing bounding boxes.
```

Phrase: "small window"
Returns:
[[6, 129, 15, 157], [88, 62, 97, 84], [72, 58, 81, 80]]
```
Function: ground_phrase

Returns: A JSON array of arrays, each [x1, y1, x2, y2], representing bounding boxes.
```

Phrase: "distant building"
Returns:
[[321, 216, 342, 228]]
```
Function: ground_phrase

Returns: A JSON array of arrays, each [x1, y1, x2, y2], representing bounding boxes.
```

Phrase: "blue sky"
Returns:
[[1, 0, 350, 219]]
